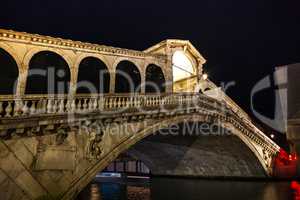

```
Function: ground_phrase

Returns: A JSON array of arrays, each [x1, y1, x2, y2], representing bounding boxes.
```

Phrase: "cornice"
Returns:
[[0, 29, 167, 61]]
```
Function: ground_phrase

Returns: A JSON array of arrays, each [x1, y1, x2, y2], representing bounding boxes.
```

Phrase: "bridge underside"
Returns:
[[128, 134, 266, 178]]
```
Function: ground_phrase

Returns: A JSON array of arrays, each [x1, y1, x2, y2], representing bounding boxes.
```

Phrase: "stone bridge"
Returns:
[[0, 29, 280, 200]]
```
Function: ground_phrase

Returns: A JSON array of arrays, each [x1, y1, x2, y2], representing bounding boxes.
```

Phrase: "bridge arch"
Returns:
[[0, 47, 19, 94], [76, 56, 110, 94], [115, 60, 142, 93], [63, 114, 270, 199], [145, 64, 166, 93], [25, 51, 71, 94]]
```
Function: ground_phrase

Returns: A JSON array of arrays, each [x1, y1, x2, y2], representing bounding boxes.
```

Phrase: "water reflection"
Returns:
[[77, 177, 294, 200]]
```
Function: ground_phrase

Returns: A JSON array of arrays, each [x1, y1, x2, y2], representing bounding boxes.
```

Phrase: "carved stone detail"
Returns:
[[83, 121, 105, 160]]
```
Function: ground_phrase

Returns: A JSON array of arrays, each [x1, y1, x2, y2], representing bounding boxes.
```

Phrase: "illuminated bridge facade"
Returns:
[[0, 29, 282, 200]]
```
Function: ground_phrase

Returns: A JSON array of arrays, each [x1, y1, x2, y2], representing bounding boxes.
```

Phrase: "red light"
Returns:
[[291, 181, 300, 200], [273, 148, 297, 178]]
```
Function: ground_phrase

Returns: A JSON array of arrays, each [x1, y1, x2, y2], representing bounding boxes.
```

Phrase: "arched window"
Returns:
[[172, 51, 195, 82], [25, 51, 70, 94], [145, 64, 166, 93], [0, 48, 19, 94], [76, 57, 110, 94], [115, 61, 141, 93]]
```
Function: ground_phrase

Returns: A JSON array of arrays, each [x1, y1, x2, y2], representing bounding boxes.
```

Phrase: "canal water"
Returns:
[[76, 177, 295, 200]]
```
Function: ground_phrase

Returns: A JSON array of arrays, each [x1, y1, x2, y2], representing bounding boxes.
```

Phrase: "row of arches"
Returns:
[[0, 49, 166, 95]]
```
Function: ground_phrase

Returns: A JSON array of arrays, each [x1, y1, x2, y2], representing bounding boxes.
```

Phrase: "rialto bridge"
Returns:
[[0, 29, 284, 200]]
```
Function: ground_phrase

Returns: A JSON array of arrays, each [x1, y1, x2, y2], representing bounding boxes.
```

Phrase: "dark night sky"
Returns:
[[1, 0, 300, 128]]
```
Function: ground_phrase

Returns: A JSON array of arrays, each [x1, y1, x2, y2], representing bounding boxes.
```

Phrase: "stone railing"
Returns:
[[0, 93, 218, 118]]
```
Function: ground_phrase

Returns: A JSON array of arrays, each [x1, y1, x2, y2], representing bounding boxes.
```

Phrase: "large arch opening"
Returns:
[[172, 51, 195, 82], [145, 64, 166, 93], [172, 51, 197, 92], [25, 51, 70, 94], [0, 48, 19, 94], [115, 61, 141, 93], [77, 119, 266, 199], [76, 57, 110, 94]]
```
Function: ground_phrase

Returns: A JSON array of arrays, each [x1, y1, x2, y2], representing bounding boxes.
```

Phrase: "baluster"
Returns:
[[111, 97, 116, 108], [134, 96, 139, 108], [118, 97, 122, 108], [75, 99, 81, 112], [124, 97, 128, 108], [87, 99, 92, 111], [52, 100, 58, 113], [83, 99, 88, 112], [65, 99, 71, 112], [22, 101, 29, 115], [58, 99, 65, 113], [108, 98, 112, 109], [30, 100, 36, 115], [70, 99, 76, 113], [13, 100, 21, 116], [5, 101, 12, 117], [113, 97, 117, 108], [133, 96, 137, 107], [93, 98, 98, 110], [77, 99, 82, 112], [47, 99, 52, 113], [101, 98, 106, 109]]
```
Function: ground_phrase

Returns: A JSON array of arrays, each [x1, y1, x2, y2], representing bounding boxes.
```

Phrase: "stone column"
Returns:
[[69, 66, 78, 96], [109, 70, 116, 94], [16, 64, 28, 96], [140, 68, 146, 94]]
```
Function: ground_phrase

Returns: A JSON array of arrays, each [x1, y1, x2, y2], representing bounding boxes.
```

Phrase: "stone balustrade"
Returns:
[[0, 93, 217, 118]]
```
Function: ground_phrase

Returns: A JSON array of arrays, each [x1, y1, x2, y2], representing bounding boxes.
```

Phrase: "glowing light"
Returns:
[[273, 148, 297, 178], [172, 51, 194, 82], [291, 181, 300, 199], [270, 134, 275, 139], [202, 73, 208, 80]]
